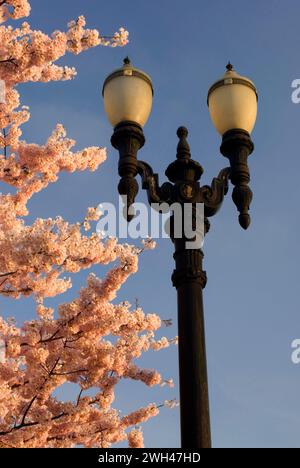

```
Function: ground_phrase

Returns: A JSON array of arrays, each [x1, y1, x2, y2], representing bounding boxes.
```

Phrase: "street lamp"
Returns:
[[102, 58, 258, 448]]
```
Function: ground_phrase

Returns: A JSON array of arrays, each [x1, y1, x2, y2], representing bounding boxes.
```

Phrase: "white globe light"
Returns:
[[207, 64, 258, 135], [102, 58, 153, 128]]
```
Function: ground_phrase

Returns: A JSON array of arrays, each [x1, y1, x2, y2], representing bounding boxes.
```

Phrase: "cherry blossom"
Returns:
[[128, 429, 144, 448], [0, 1, 176, 449]]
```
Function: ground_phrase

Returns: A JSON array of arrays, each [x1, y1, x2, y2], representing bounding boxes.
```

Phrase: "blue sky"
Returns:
[[2, 0, 300, 448]]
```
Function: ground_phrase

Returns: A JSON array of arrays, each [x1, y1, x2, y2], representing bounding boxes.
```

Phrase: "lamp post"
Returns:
[[102, 58, 258, 449]]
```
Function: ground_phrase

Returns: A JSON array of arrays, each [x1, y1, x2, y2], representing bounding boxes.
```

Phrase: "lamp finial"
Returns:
[[226, 62, 234, 72]]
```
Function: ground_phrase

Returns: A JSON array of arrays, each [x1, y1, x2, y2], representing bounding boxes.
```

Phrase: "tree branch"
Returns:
[[0, 57, 18, 67], [0, 271, 17, 278], [52, 368, 87, 376], [20, 395, 37, 426], [2, 128, 7, 159]]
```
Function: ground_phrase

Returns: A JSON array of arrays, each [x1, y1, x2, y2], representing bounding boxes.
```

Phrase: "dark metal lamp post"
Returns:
[[102, 58, 258, 448]]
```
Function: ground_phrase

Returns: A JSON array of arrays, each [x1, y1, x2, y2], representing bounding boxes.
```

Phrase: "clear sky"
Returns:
[[2, 0, 300, 448]]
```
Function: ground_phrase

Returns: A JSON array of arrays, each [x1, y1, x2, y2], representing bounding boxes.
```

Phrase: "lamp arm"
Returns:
[[200, 166, 231, 218], [137, 160, 173, 205]]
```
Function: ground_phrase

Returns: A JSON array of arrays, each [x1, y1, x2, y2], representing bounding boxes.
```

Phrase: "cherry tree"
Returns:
[[0, 1, 176, 448]]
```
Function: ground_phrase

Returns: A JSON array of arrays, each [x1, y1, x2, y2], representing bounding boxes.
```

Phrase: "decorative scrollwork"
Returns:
[[200, 167, 231, 217], [137, 160, 173, 204]]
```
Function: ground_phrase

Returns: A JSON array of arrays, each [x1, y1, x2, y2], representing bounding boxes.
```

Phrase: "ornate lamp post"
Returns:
[[102, 58, 258, 449]]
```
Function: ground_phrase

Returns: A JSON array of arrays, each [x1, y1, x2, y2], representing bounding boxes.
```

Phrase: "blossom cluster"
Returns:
[[0, 273, 175, 448], [0, 1, 176, 449]]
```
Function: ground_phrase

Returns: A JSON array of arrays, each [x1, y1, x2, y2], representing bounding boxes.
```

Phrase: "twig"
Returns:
[[0, 57, 18, 67], [3, 128, 7, 159]]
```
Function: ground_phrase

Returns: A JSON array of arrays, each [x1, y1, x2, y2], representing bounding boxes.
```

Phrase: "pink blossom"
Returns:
[[142, 238, 157, 250], [0, 3, 175, 449], [128, 429, 144, 448]]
